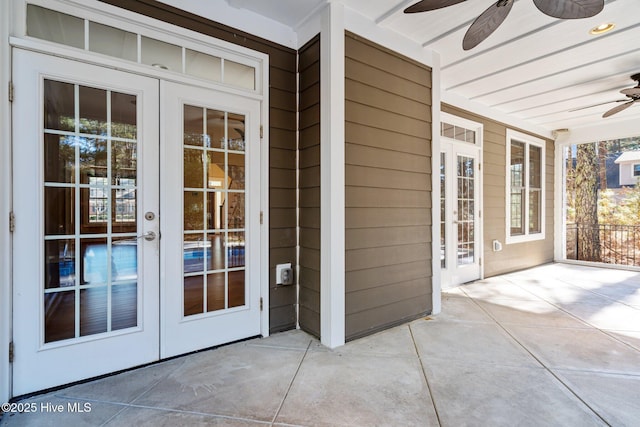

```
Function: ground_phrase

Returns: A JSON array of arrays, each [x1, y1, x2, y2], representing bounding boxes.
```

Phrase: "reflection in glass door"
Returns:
[[43, 79, 140, 342], [182, 105, 247, 316], [456, 155, 475, 267]]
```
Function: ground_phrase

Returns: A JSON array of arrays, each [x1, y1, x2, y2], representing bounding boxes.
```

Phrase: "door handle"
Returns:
[[137, 231, 157, 241]]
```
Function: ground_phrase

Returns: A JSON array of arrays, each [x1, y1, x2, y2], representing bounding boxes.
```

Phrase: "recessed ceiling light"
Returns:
[[590, 23, 615, 35]]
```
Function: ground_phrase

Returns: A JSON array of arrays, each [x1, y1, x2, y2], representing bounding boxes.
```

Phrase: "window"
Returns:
[[506, 130, 545, 243], [634, 164, 640, 177]]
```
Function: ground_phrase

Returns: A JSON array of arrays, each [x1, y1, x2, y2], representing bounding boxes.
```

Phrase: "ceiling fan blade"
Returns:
[[533, 0, 604, 19], [568, 99, 628, 112], [404, 0, 467, 13], [462, 0, 513, 51], [621, 87, 640, 97], [603, 100, 635, 118]]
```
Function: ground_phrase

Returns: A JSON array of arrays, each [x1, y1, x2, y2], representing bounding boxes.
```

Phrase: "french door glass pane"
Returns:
[[457, 155, 475, 266], [43, 79, 139, 343], [183, 105, 247, 317]]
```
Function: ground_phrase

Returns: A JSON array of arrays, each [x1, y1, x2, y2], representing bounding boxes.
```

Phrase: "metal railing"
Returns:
[[566, 223, 640, 266]]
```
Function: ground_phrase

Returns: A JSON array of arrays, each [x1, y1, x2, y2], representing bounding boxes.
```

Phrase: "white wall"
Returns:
[[619, 163, 638, 186]]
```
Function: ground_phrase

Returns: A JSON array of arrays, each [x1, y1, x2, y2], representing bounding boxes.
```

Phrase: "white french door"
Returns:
[[440, 141, 482, 287], [160, 82, 261, 358], [12, 50, 263, 395], [12, 49, 160, 395]]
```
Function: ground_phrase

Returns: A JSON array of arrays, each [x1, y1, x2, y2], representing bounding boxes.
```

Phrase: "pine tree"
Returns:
[[575, 142, 600, 262]]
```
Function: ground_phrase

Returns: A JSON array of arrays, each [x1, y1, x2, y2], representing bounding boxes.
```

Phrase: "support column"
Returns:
[[431, 51, 442, 315], [320, 2, 345, 348]]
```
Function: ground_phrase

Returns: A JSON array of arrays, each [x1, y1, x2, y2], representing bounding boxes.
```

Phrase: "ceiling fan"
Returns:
[[404, 0, 605, 50], [571, 74, 640, 118]]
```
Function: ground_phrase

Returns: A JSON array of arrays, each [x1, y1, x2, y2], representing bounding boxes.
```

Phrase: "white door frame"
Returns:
[[440, 113, 483, 288], [0, 0, 12, 406]]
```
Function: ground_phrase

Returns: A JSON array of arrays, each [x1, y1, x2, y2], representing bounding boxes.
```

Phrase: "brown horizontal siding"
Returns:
[[99, 0, 298, 333], [298, 36, 321, 338], [345, 32, 433, 341], [442, 104, 555, 278]]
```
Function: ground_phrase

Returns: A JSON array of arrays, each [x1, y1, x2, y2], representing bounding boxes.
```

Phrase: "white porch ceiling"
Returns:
[[175, 0, 640, 136]]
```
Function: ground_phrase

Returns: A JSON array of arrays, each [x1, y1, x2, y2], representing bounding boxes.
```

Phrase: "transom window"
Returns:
[[25, 3, 258, 91], [506, 130, 545, 244], [441, 121, 476, 144]]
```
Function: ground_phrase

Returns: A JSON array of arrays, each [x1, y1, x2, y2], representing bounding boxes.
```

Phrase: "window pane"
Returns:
[[206, 272, 225, 312], [634, 164, 640, 177], [529, 189, 541, 234], [186, 49, 222, 82], [184, 105, 205, 147], [79, 86, 108, 135], [45, 239, 76, 289], [224, 60, 255, 90], [44, 291, 76, 343], [44, 80, 75, 132], [141, 36, 182, 72], [89, 22, 137, 61], [184, 275, 204, 316], [510, 189, 525, 236], [111, 92, 137, 139], [27, 4, 84, 49], [510, 141, 525, 187], [529, 145, 542, 188], [80, 287, 108, 336], [44, 134, 76, 183]]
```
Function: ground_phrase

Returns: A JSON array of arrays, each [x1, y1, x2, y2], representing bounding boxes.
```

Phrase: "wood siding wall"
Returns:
[[442, 104, 555, 277], [344, 33, 433, 340], [298, 36, 321, 337], [99, 0, 298, 332]]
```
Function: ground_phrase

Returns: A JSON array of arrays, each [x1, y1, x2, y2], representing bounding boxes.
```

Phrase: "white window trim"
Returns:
[[505, 129, 545, 244]]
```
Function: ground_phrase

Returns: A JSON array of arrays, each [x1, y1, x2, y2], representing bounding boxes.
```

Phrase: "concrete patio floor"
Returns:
[[2, 263, 640, 426]]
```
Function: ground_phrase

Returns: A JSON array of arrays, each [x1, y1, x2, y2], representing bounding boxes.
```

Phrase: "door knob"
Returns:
[[137, 231, 157, 241]]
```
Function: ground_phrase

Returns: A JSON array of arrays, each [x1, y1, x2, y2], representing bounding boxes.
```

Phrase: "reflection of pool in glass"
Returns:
[[54, 241, 138, 287], [82, 241, 138, 285], [56, 238, 246, 285]]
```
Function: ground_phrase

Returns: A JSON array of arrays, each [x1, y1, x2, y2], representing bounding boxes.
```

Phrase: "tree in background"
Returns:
[[575, 142, 600, 262]]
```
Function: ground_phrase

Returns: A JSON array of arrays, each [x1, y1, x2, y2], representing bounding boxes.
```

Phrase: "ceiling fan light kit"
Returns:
[[404, 0, 605, 50]]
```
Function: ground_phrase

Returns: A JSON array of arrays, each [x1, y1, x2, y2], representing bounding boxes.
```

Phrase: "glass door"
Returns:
[[440, 142, 481, 287], [12, 50, 160, 396], [160, 81, 261, 358]]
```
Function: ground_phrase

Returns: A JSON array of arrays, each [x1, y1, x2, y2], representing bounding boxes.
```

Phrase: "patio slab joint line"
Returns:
[[462, 287, 613, 427], [408, 324, 443, 427], [270, 339, 312, 426], [502, 275, 640, 354]]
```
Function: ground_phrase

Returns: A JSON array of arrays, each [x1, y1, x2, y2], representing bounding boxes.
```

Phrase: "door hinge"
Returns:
[[260, 125, 263, 139], [260, 211, 263, 225], [478, 163, 481, 171], [479, 210, 482, 219], [9, 341, 14, 363], [9, 211, 15, 232], [8, 81, 14, 103], [479, 257, 482, 267], [260, 297, 263, 311]]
